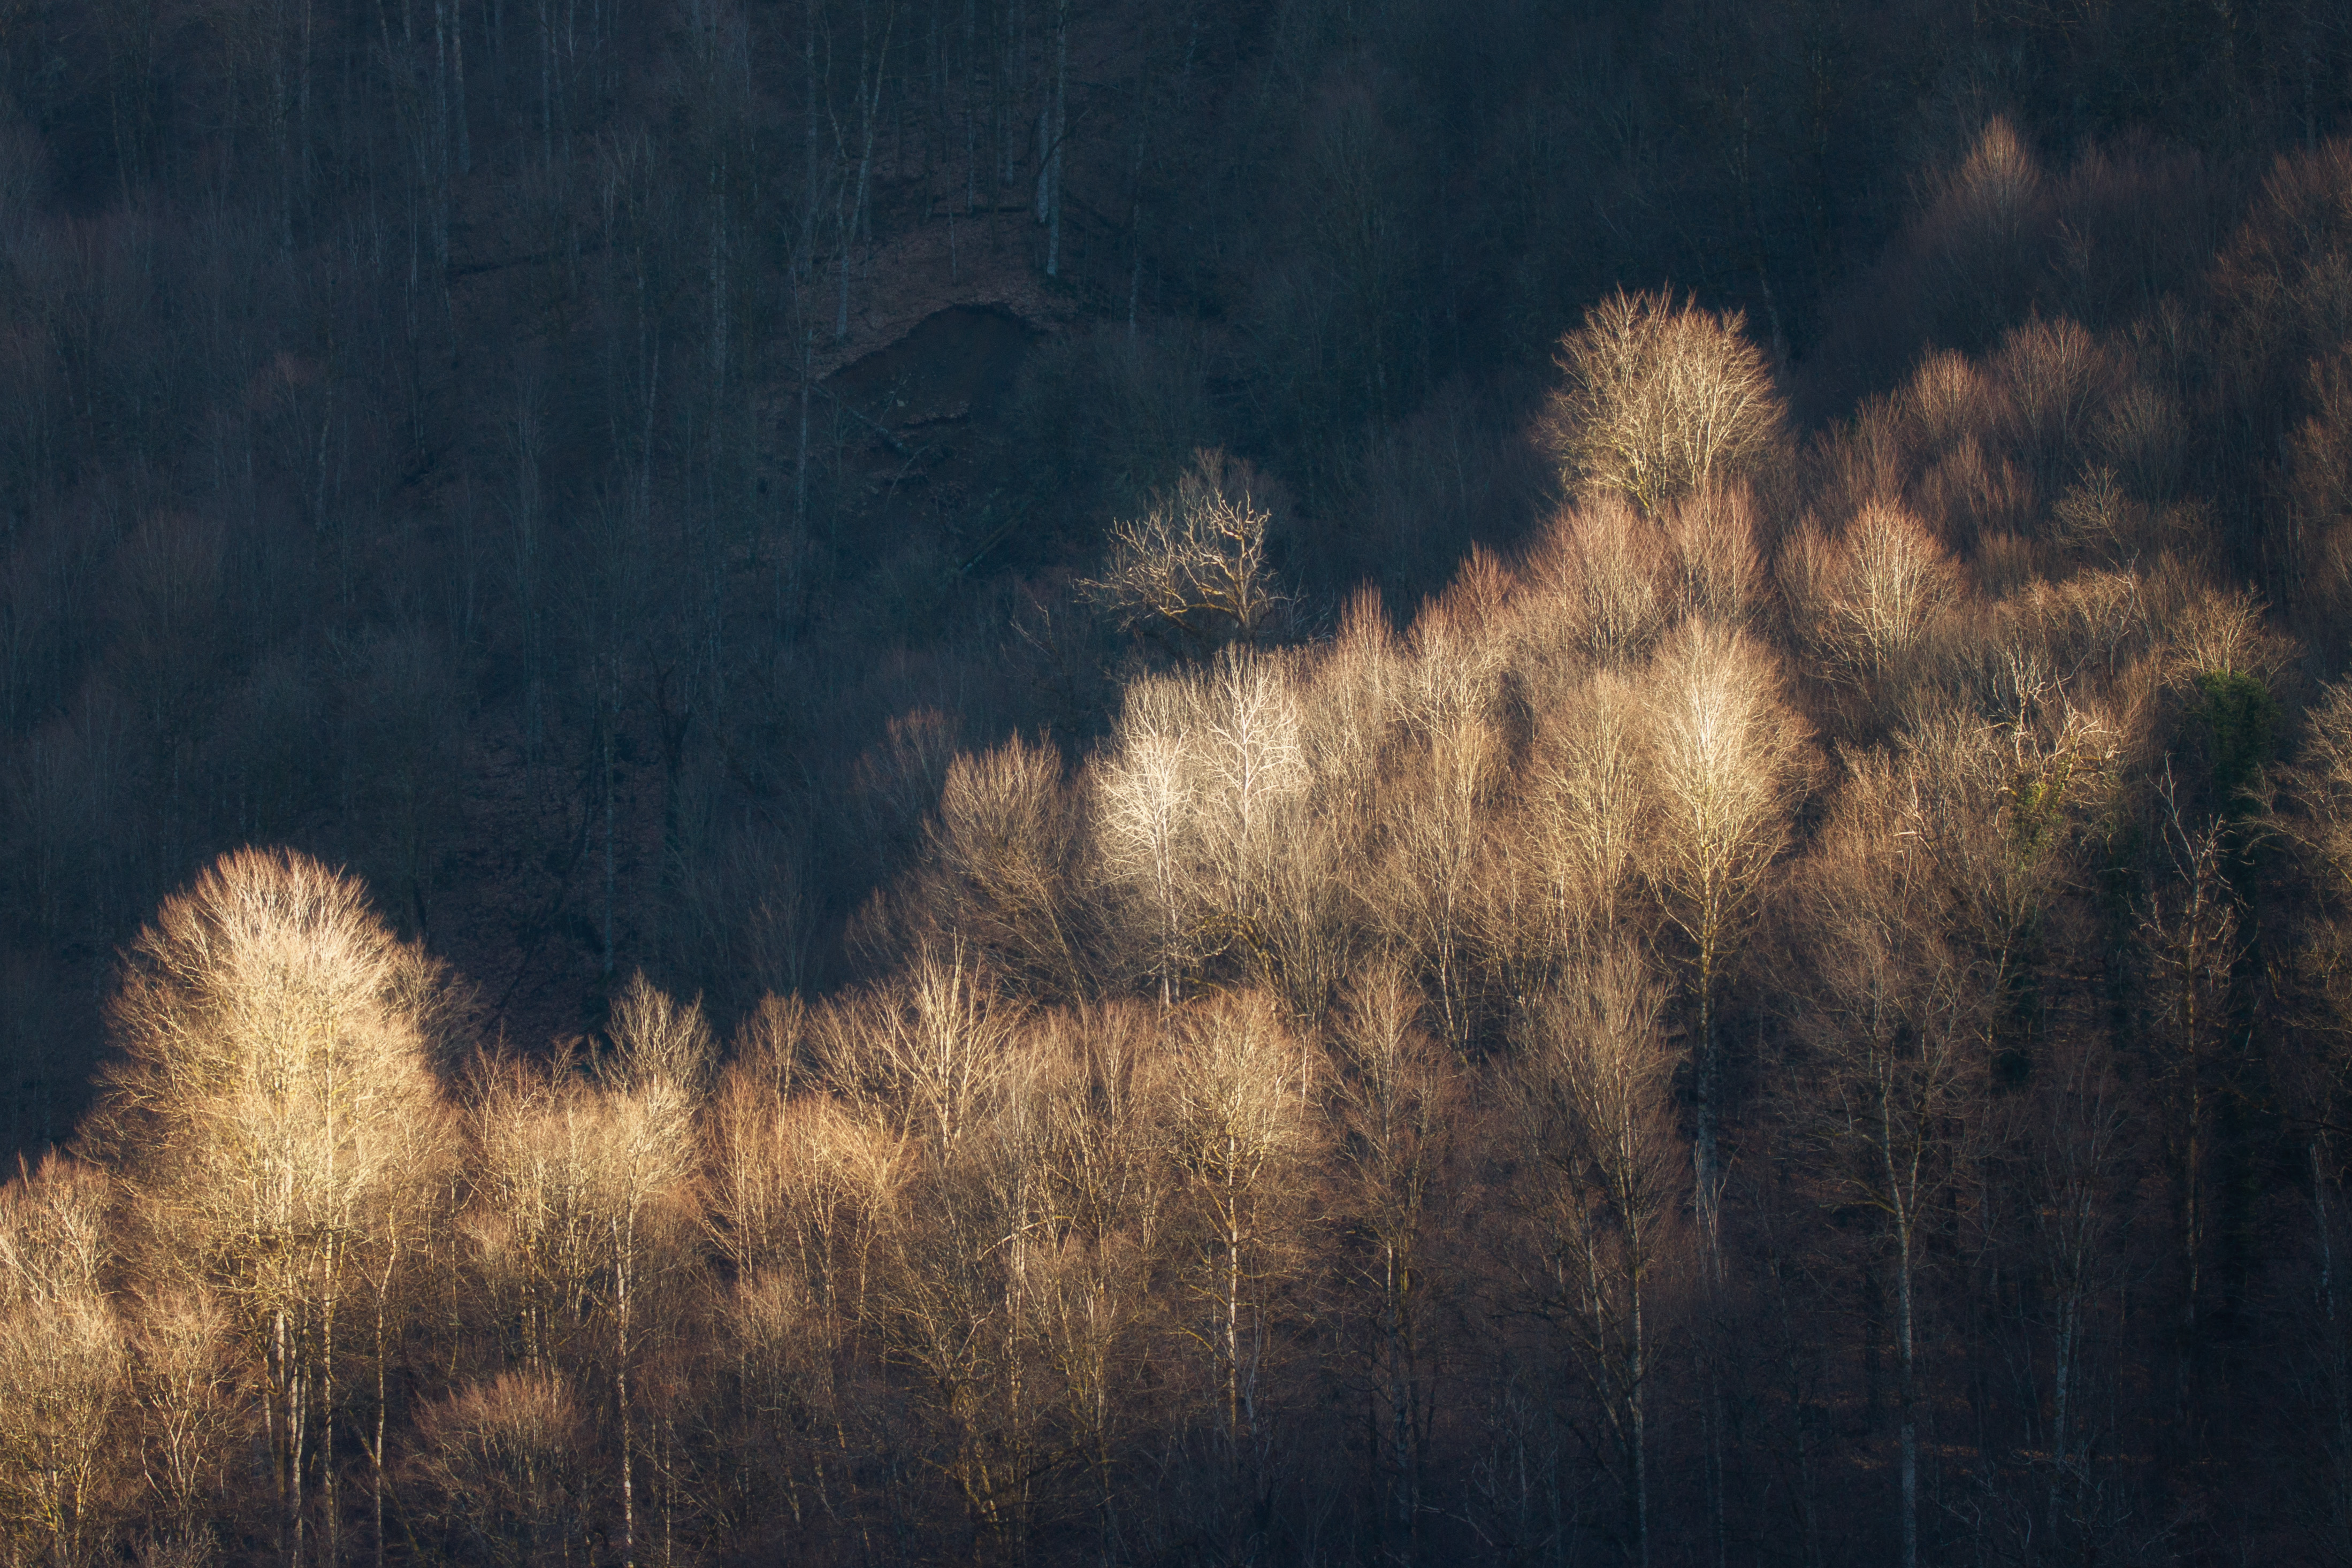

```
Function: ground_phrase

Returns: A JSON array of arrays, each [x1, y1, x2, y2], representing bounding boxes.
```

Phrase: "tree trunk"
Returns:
[[617, 1213, 637, 1568], [1043, 0, 1066, 277], [1897, 1215, 1918, 1568]]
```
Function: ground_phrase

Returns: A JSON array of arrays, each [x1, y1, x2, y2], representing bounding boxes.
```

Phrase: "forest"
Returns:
[[6, 0, 2352, 1563]]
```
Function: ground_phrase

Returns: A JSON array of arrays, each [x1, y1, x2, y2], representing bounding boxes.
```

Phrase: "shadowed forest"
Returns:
[[7, 0, 2352, 1563]]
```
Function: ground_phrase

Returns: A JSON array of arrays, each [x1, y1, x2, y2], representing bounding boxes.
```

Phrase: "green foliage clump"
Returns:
[[2186, 668, 2281, 815]]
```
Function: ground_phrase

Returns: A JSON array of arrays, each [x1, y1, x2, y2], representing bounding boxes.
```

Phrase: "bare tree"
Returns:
[[1779, 501, 1965, 717], [1638, 620, 1811, 1247], [2013, 1025, 2130, 1553], [1503, 946, 1683, 1568], [1096, 674, 1199, 1006], [1375, 592, 1506, 1051], [2289, 677, 2352, 900], [462, 1012, 704, 1568], [920, 736, 1095, 1003], [588, 989, 711, 1568], [1033, 1005, 1167, 1557], [1489, 670, 1653, 990], [409, 1372, 594, 1568], [2286, 678, 2352, 1517], [129, 1284, 241, 1554], [1332, 960, 1455, 1558], [89, 848, 449, 1568], [1541, 290, 1788, 516], [600, 972, 717, 1100], [1085, 449, 1292, 651], [1093, 651, 1307, 1003], [1796, 753, 1990, 1568], [1258, 598, 1399, 1023], [1516, 495, 1676, 672], [816, 940, 1025, 1160], [2141, 769, 2248, 1440], [704, 1061, 902, 1544], [0, 1156, 127, 1568], [868, 1037, 1053, 1556], [1168, 991, 1312, 1461], [1659, 484, 1768, 631], [1189, 652, 1311, 991]]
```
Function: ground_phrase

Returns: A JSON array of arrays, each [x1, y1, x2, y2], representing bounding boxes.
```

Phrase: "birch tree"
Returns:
[[1505, 948, 1682, 1568], [89, 848, 448, 1568], [1797, 757, 1988, 1568], [1541, 290, 1787, 516], [1638, 619, 1809, 1247], [0, 1156, 127, 1568], [1169, 991, 1311, 1465], [1332, 960, 1454, 1558]]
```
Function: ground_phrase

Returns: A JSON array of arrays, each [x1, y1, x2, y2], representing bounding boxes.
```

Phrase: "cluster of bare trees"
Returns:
[[5, 0, 2352, 1559], [20, 180, 2352, 1559], [2, 0, 2348, 1143]]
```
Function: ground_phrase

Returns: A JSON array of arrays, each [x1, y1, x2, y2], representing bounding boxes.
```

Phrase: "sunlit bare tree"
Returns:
[[1085, 448, 1292, 651], [1542, 290, 1788, 515], [0, 1156, 127, 1568], [1638, 621, 1811, 1245], [89, 848, 449, 1568]]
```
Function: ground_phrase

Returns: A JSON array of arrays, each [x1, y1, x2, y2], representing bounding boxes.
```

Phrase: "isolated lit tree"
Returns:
[[1542, 290, 1787, 515], [1086, 448, 1292, 650]]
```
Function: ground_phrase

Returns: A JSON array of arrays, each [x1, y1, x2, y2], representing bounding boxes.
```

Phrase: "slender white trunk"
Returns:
[[1225, 1152, 1240, 1447], [1629, 1219, 1650, 1568], [1898, 1216, 1917, 1568], [373, 1282, 388, 1568], [617, 1213, 636, 1568], [453, 0, 470, 174]]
